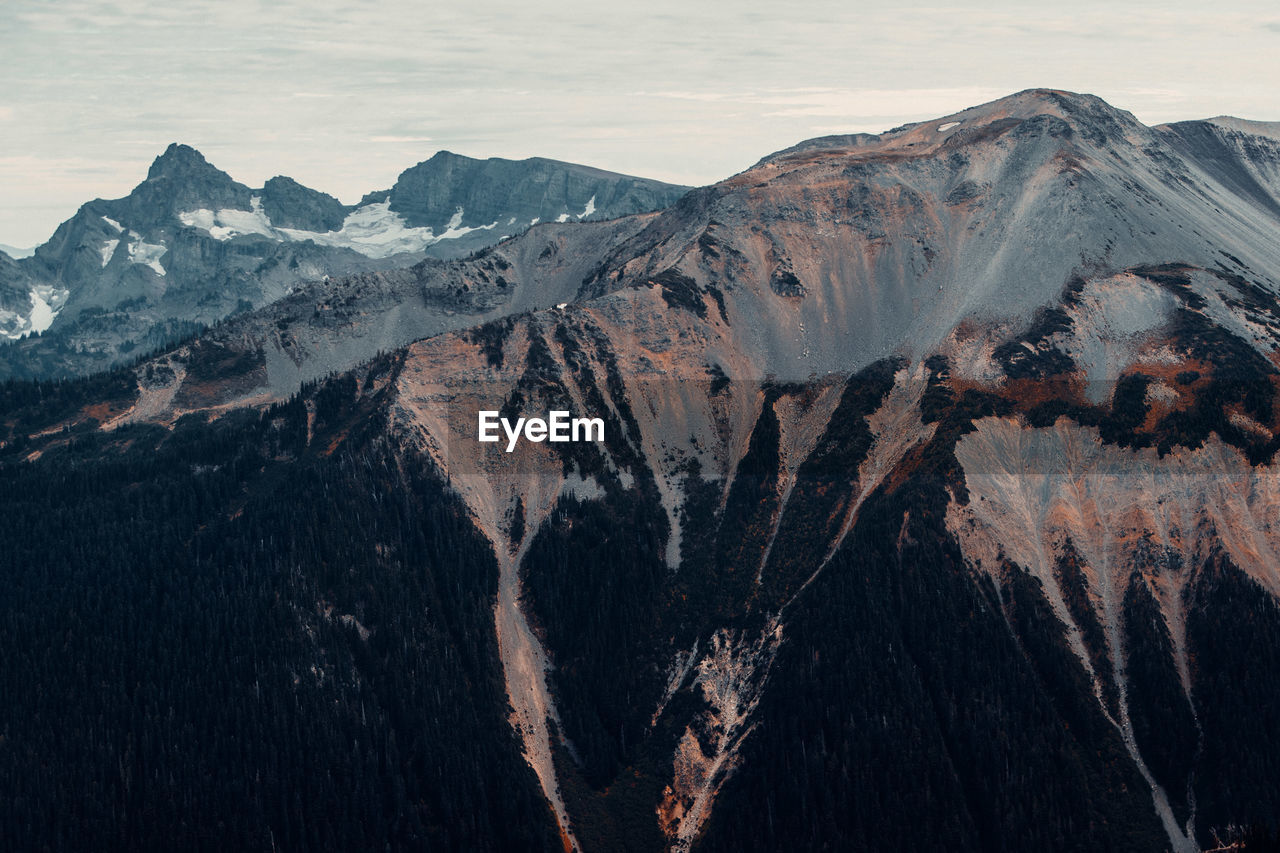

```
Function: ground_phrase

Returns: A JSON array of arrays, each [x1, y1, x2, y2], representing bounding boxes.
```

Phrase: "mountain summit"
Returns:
[[145, 142, 237, 184], [115, 143, 253, 229], [373, 150, 692, 235]]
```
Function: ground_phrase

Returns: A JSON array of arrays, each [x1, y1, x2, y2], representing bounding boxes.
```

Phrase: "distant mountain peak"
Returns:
[[259, 175, 347, 232], [1203, 116, 1280, 142], [146, 143, 225, 181], [922, 88, 1143, 137], [111, 143, 252, 229], [381, 149, 690, 232], [756, 88, 1144, 171]]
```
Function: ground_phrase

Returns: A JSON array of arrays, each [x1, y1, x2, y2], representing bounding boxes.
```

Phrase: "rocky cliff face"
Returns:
[[5, 89, 1280, 852], [0, 144, 689, 379], [374, 150, 692, 240]]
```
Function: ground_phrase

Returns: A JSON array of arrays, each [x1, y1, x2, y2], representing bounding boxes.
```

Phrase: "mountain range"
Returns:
[[0, 144, 689, 379], [4, 89, 1280, 852]]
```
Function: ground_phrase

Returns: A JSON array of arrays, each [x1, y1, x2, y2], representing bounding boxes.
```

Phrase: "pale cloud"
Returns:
[[369, 136, 435, 143], [1, 0, 1279, 246], [754, 88, 1009, 119]]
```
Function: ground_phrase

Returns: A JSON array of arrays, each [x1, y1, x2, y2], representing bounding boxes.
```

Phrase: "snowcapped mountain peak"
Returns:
[[0, 143, 690, 379]]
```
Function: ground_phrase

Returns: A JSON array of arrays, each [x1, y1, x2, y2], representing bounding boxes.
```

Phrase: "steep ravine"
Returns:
[[495, 538, 580, 852]]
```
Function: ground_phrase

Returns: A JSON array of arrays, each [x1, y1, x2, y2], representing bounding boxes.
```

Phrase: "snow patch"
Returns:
[[1, 284, 69, 339], [281, 200, 439, 257], [100, 239, 119, 267], [100, 216, 124, 233], [181, 197, 497, 259], [556, 212, 571, 223], [938, 121, 961, 132], [27, 288, 56, 333], [433, 206, 499, 241], [179, 196, 275, 241], [127, 231, 166, 275], [578, 195, 596, 219]]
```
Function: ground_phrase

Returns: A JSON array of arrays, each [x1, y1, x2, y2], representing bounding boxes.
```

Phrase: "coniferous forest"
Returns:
[[0, 365, 559, 852], [4, 351, 1280, 851]]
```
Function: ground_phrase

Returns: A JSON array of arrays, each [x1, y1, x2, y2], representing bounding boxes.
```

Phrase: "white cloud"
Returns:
[[368, 135, 434, 143], [2, 0, 1280, 246]]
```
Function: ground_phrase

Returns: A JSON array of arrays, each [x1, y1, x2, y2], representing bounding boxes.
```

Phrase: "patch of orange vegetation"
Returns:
[[881, 442, 929, 495], [1122, 359, 1212, 432], [322, 429, 350, 457], [941, 373, 989, 399], [1141, 402, 1173, 434], [79, 401, 128, 423], [1003, 374, 1090, 410], [1224, 402, 1276, 441], [556, 823, 575, 853], [946, 355, 1222, 437]]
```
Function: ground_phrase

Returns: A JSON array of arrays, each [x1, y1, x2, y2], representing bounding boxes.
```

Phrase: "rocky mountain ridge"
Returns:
[[0, 144, 689, 379]]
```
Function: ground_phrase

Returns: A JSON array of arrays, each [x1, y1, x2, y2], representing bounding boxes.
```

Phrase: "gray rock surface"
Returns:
[[100, 89, 1280, 415]]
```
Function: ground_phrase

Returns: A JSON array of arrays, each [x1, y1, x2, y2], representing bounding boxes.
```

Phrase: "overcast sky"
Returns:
[[2, 0, 1279, 247]]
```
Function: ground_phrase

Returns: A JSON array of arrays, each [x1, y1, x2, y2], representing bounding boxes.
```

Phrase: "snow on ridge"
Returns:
[[179, 199, 499, 259], [178, 196, 274, 241], [126, 231, 167, 276], [100, 239, 119, 267], [0, 284, 70, 340], [938, 121, 961, 132], [28, 288, 56, 333], [101, 216, 124, 233], [275, 200, 438, 258], [433, 206, 498, 241]]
